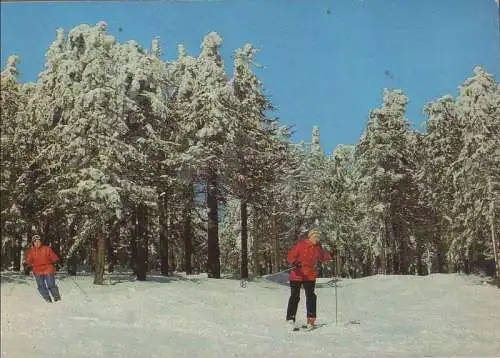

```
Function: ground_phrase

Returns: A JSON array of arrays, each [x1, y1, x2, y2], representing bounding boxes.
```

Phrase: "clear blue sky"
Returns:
[[1, 0, 499, 154]]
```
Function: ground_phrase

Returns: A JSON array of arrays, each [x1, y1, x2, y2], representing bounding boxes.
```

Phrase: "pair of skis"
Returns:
[[291, 322, 327, 332]]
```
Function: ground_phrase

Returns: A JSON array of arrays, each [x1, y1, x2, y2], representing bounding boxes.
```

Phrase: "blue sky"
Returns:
[[1, 0, 499, 154]]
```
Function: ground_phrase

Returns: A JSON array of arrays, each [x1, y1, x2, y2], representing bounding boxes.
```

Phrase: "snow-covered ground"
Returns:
[[1, 272, 499, 358]]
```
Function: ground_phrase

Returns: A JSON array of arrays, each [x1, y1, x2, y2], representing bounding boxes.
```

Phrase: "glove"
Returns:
[[292, 261, 302, 269]]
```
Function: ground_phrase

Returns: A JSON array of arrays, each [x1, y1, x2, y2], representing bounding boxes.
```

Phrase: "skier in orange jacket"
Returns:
[[286, 229, 332, 328], [24, 235, 62, 303]]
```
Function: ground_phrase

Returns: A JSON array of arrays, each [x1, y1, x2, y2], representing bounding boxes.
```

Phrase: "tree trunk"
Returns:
[[135, 204, 148, 281], [106, 226, 116, 274], [94, 232, 106, 285], [183, 205, 193, 275], [159, 194, 169, 276], [16, 223, 34, 271], [12, 233, 22, 271], [51, 209, 64, 257], [206, 171, 220, 278], [275, 215, 281, 271], [416, 234, 425, 276], [251, 206, 261, 276], [336, 248, 342, 277], [130, 214, 137, 275], [388, 221, 397, 275], [271, 212, 279, 272], [240, 199, 249, 279], [379, 224, 387, 275], [488, 179, 499, 279], [67, 255, 78, 276], [66, 221, 78, 276]]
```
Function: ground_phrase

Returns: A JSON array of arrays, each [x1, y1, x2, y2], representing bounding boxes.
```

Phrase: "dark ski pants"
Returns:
[[35, 274, 61, 303], [286, 280, 316, 321]]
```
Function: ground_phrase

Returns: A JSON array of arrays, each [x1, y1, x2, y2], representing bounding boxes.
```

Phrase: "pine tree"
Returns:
[[421, 67, 500, 278], [179, 32, 236, 278], [0, 55, 29, 270], [356, 89, 418, 274], [227, 43, 285, 278]]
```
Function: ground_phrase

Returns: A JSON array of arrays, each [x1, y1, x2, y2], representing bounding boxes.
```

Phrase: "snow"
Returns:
[[1, 272, 499, 358]]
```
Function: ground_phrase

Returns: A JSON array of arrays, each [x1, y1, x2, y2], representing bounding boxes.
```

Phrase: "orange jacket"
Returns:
[[25, 245, 60, 275], [287, 239, 332, 281]]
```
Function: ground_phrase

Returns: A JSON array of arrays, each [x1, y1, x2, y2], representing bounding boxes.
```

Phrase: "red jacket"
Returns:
[[287, 239, 332, 281], [25, 245, 60, 275]]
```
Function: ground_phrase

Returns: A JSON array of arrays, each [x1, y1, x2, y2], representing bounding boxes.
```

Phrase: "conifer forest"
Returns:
[[1, 22, 499, 284]]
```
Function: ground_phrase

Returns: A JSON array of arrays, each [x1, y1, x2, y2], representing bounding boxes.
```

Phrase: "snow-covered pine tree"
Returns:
[[164, 43, 210, 276], [319, 144, 367, 277], [111, 36, 178, 280], [176, 32, 237, 278], [286, 127, 329, 238], [421, 67, 500, 278], [356, 89, 419, 275], [0, 55, 30, 270], [444, 68, 500, 277], [421, 94, 464, 273], [451, 67, 500, 278], [225, 43, 291, 277], [0, 56, 22, 242]]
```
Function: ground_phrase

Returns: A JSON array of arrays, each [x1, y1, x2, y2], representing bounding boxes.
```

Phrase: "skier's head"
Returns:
[[32, 235, 42, 248], [307, 229, 321, 244]]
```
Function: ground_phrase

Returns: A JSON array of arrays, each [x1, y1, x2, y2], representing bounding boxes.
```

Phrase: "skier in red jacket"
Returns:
[[24, 235, 62, 303], [286, 229, 332, 329]]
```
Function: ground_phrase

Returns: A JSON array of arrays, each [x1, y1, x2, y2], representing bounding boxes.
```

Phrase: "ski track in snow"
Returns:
[[1, 272, 500, 358]]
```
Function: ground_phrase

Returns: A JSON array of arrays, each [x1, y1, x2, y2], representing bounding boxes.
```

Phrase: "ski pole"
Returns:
[[276, 266, 295, 275], [264, 265, 295, 278], [67, 275, 91, 302], [328, 277, 339, 325]]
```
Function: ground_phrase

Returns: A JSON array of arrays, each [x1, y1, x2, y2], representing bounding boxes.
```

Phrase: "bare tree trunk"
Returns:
[[379, 224, 387, 275], [106, 224, 117, 274], [336, 248, 343, 277], [13, 234, 22, 272], [240, 199, 249, 279], [388, 220, 397, 275], [66, 221, 78, 276], [183, 205, 193, 275], [159, 194, 169, 276], [135, 204, 148, 281], [416, 234, 425, 275], [15, 223, 34, 271], [251, 206, 261, 276], [207, 171, 220, 278], [130, 214, 137, 275], [488, 179, 499, 279], [94, 232, 106, 285], [271, 212, 279, 272], [50, 209, 64, 258]]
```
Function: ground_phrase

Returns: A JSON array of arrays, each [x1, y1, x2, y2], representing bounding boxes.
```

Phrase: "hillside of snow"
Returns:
[[1, 272, 499, 358]]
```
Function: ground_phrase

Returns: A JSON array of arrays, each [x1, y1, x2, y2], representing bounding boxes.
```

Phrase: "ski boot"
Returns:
[[287, 319, 300, 331], [304, 317, 316, 330]]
